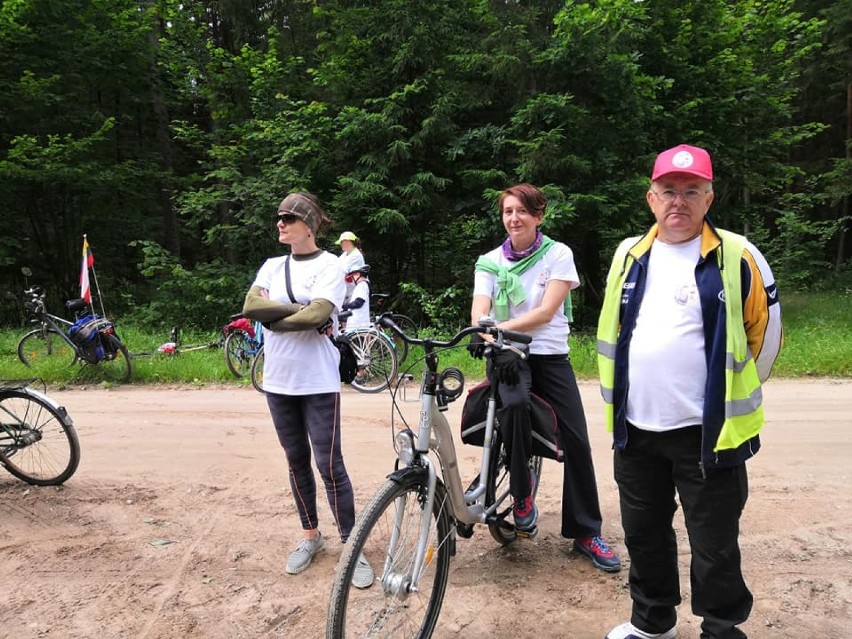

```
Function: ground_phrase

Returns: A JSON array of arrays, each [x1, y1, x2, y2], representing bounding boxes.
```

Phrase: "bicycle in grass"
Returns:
[[0, 379, 80, 486], [327, 317, 562, 638], [156, 315, 263, 382], [17, 286, 132, 384]]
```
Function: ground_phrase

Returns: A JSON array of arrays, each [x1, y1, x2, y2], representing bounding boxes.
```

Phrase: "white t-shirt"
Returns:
[[252, 252, 345, 395], [472, 242, 579, 355], [346, 279, 371, 330], [627, 236, 706, 430]]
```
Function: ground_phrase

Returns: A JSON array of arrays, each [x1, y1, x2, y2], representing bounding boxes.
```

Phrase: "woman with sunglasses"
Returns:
[[241, 191, 374, 588]]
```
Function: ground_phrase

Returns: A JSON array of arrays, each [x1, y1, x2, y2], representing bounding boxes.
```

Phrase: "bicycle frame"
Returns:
[[29, 304, 79, 353], [408, 358, 500, 526]]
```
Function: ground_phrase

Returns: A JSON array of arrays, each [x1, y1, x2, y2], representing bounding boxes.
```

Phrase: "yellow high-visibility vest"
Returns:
[[597, 229, 764, 451]]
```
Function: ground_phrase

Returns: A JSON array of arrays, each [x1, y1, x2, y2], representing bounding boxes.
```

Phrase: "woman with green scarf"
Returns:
[[469, 183, 620, 572]]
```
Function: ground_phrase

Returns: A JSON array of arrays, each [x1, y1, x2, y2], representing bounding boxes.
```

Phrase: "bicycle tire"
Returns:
[[348, 329, 398, 394], [224, 329, 253, 378], [0, 388, 80, 486], [97, 334, 133, 383], [17, 328, 77, 368], [485, 429, 543, 546], [250, 345, 264, 393], [327, 473, 453, 638], [388, 314, 417, 363]]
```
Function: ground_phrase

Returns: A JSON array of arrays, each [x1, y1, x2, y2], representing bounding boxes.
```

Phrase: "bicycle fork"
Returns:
[[381, 459, 438, 600]]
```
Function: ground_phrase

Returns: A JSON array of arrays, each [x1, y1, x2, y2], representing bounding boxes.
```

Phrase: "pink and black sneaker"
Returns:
[[513, 473, 539, 538], [573, 535, 621, 572]]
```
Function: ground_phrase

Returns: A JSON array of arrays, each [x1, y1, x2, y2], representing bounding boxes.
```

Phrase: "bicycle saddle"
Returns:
[[65, 298, 88, 313]]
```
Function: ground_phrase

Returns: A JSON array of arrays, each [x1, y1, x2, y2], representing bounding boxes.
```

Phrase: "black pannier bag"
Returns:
[[331, 333, 358, 384], [459, 381, 563, 462]]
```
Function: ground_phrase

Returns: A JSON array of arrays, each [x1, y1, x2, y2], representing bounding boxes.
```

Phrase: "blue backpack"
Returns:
[[68, 314, 108, 363]]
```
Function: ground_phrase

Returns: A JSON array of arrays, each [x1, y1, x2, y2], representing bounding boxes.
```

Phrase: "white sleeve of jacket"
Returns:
[[743, 241, 783, 382]]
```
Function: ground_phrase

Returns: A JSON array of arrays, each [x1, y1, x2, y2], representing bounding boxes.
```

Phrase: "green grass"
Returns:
[[1, 290, 849, 385]]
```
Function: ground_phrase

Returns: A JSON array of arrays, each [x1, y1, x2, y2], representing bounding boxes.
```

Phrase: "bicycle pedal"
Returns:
[[455, 522, 474, 539], [514, 525, 539, 540]]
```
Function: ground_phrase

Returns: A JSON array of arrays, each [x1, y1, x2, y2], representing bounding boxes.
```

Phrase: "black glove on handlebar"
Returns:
[[491, 347, 521, 385], [467, 333, 486, 359]]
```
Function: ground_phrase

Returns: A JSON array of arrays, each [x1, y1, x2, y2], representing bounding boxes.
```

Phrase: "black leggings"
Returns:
[[495, 354, 605, 538], [266, 392, 356, 542]]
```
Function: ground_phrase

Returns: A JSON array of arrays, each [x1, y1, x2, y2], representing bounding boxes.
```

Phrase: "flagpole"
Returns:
[[91, 263, 107, 318]]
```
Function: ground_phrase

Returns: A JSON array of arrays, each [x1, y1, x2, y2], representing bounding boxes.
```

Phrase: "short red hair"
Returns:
[[499, 183, 546, 217]]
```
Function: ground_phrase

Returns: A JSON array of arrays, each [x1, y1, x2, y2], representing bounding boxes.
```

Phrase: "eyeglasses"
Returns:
[[651, 189, 711, 203], [275, 213, 299, 225]]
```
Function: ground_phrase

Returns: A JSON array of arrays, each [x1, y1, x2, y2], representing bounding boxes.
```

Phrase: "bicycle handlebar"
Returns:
[[377, 313, 532, 349]]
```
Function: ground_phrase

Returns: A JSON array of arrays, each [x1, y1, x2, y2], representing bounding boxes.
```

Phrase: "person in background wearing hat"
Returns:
[[470, 183, 621, 572], [241, 192, 373, 588], [598, 145, 782, 639], [341, 265, 371, 330], [335, 231, 365, 305]]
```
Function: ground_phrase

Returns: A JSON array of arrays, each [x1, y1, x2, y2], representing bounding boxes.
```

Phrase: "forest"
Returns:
[[1, 0, 849, 331]]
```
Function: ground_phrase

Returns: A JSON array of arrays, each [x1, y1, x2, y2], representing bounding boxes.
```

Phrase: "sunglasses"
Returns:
[[275, 213, 300, 225]]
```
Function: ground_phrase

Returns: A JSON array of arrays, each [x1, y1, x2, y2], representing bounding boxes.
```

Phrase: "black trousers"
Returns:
[[266, 392, 356, 542], [615, 422, 752, 639], [493, 353, 604, 538]]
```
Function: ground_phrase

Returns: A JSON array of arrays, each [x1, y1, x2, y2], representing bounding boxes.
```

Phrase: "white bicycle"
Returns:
[[327, 316, 549, 638]]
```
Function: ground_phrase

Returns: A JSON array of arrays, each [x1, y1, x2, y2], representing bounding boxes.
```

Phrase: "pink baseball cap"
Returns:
[[651, 144, 713, 181]]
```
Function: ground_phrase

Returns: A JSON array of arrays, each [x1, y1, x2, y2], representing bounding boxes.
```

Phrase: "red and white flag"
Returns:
[[79, 235, 95, 303]]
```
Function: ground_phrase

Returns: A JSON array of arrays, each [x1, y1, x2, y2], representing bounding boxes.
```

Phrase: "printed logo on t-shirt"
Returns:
[[536, 268, 550, 288], [674, 284, 698, 305]]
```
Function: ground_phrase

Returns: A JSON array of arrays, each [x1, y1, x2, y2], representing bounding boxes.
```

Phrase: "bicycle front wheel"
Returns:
[[0, 389, 80, 485], [224, 329, 253, 378], [348, 330, 398, 393], [485, 430, 543, 546], [17, 329, 76, 368], [250, 345, 264, 393], [327, 473, 453, 638]]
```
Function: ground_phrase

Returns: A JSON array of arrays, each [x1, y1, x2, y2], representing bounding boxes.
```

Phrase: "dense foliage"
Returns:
[[1, 0, 849, 331]]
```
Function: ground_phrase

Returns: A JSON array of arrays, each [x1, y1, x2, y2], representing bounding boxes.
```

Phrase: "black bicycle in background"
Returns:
[[17, 285, 132, 383], [0, 380, 80, 485]]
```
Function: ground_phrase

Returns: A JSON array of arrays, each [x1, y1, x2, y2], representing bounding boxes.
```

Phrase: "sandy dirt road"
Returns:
[[1, 379, 850, 638]]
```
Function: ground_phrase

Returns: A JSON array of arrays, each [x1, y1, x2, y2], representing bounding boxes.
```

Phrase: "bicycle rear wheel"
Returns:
[[388, 314, 417, 364], [224, 329, 253, 378], [98, 334, 133, 383], [17, 329, 76, 368], [348, 329, 398, 393], [485, 430, 543, 546], [250, 345, 264, 393], [327, 473, 453, 638], [0, 388, 80, 486]]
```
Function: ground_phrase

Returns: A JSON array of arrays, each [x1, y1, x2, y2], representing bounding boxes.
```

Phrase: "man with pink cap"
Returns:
[[597, 145, 783, 639]]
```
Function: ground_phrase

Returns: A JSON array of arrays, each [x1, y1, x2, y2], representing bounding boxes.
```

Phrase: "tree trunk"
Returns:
[[148, 12, 180, 257]]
